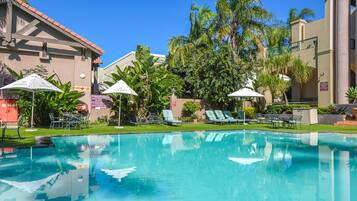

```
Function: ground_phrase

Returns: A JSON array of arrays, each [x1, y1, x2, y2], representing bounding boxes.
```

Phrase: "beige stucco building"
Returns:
[[98, 51, 165, 88], [0, 0, 103, 113], [291, 0, 357, 106]]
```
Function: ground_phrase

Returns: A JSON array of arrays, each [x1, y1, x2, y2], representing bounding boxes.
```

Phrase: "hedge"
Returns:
[[266, 104, 311, 114]]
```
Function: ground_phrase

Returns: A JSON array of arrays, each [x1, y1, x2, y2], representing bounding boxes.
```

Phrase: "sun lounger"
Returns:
[[205, 110, 229, 124], [223, 111, 244, 124], [162, 110, 182, 125], [214, 110, 239, 124]]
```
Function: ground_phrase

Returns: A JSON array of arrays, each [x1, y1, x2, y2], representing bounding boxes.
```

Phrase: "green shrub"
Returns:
[[7, 67, 84, 126], [183, 101, 201, 117], [346, 87, 357, 103], [318, 105, 347, 115], [180, 117, 193, 122], [266, 104, 311, 114], [244, 107, 256, 119]]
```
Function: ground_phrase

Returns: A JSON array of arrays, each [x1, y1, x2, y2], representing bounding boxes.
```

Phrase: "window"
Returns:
[[350, 39, 356, 50]]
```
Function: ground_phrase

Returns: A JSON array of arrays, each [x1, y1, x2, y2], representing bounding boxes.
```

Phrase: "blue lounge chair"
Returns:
[[215, 110, 239, 124], [205, 110, 229, 124], [162, 110, 182, 125], [222, 111, 244, 124]]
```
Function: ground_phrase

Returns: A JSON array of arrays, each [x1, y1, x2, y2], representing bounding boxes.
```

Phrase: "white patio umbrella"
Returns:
[[279, 74, 291, 81], [228, 88, 264, 124], [228, 88, 264, 98], [228, 157, 264, 165], [0, 173, 59, 193], [101, 167, 136, 182], [0, 74, 62, 130], [103, 80, 137, 128]]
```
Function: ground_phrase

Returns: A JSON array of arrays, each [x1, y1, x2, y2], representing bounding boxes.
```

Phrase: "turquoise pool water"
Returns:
[[0, 130, 356, 201]]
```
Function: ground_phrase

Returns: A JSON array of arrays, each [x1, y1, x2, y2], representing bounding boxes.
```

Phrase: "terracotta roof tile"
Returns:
[[13, 0, 104, 55], [93, 57, 103, 64]]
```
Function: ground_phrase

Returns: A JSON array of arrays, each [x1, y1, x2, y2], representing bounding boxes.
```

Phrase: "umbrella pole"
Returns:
[[242, 98, 246, 125], [118, 94, 122, 127], [31, 91, 35, 128]]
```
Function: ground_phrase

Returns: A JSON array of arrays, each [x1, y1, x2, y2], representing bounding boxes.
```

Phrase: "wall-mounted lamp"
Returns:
[[80, 73, 86, 79]]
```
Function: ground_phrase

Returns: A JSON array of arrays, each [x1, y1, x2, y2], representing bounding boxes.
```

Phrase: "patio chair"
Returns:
[[128, 113, 148, 126], [268, 114, 283, 128], [162, 110, 182, 125], [287, 115, 302, 128], [80, 113, 90, 128], [147, 113, 163, 124], [2, 115, 24, 142], [49, 113, 64, 129], [214, 110, 236, 123], [256, 113, 267, 124], [222, 111, 244, 124], [206, 110, 229, 124], [279, 114, 293, 128], [64, 113, 81, 129]]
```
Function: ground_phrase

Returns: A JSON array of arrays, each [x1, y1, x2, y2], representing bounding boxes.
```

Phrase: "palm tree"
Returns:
[[290, 58, 313, 100], [256, 53, 313, 104], [287, 8, 315, 24], [265, 23, 290, 56], [168, 5, 216, 66], [106, 45, 183, 118], [215, 0, 271, 60]]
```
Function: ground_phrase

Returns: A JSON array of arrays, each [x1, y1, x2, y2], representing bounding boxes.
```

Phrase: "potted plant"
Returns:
[[346, 87, 357, 118], [182, 101, 201, 123]]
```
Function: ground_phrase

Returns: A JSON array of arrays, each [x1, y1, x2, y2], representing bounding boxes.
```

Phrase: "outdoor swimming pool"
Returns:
[[0, 130, 356, 201]]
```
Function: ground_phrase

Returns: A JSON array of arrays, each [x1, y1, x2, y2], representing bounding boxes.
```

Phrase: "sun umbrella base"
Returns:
[[114, 126, 124, 129], [25, 128, 38, 132]]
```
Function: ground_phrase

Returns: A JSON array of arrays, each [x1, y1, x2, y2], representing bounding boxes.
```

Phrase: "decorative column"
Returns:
[[355, 1, 357, 87], [336, 0, 350, 104]]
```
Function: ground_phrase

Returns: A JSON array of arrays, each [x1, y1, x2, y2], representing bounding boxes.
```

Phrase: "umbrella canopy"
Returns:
[[102, 80, 137, 128], [228, 88, 264, 98], [279, 74, 291, 81], [0, 173, 59, 193], [0, 74, 63, 129], [228, 157, 264, 165], [1, 74, 62, 93], [101, 167, 136, 182], [103, 80, 137, 96]]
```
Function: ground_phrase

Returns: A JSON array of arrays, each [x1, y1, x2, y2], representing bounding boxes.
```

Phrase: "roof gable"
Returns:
[[12, 0, 103, 55]]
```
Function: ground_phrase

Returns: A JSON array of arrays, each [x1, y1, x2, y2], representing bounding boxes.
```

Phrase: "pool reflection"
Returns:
[[0, 131, 356, 201]]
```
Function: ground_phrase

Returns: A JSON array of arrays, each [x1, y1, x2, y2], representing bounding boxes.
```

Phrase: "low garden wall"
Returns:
[[318, 114, 346, 125], [170, 95, 205, 119]]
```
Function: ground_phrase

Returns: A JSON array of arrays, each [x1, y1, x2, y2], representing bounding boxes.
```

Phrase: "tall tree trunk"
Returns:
[[299, 84, 304, 102], [284, 92, 289, 105], [230, 23, 239, 61]]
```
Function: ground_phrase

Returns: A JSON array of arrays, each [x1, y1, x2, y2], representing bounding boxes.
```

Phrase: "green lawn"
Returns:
[[2, 123, 357, 147]]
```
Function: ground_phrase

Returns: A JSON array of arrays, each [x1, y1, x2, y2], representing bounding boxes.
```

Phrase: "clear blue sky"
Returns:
[[28, 0, 324, 67]]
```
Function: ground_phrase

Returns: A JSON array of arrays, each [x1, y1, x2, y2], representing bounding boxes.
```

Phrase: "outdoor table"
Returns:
[[62, 113, 81, 129]]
